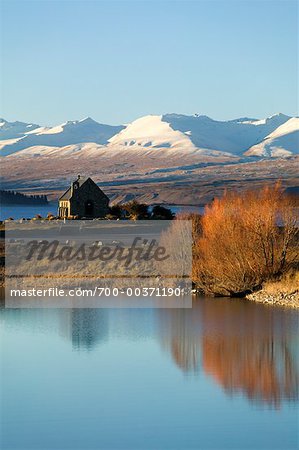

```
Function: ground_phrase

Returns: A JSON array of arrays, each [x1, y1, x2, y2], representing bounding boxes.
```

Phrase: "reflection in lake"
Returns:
[[63, 309, 109, 351], [158, 299, 299, 407], [1, 298, 298, 449]]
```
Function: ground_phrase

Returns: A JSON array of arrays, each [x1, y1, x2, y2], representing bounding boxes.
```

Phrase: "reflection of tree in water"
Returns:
[[202, 336, 298, 407], [158, 299, 299, 406], [200, 299, 299, 407], [62, 309, 109, 351]]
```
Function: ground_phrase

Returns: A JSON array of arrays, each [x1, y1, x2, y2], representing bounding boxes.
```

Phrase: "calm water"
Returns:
[[0, 203, 57, 221], [0, 204, 203, 220], [0, 297, 298, 450]]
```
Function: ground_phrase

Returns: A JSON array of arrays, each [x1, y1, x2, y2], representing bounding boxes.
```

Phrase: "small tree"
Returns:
[[151, 205, 175, 220], [122, 200, 149, 220], [108, 204, 123, 219]]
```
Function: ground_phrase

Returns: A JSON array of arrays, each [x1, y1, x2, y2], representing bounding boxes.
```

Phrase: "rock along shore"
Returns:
[[246, 290, 299, 309]]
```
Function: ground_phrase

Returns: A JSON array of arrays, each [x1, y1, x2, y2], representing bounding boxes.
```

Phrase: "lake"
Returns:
[[0, 203, 58, 221], [0, 203, 203, 221], [0, 297, 298, 449]]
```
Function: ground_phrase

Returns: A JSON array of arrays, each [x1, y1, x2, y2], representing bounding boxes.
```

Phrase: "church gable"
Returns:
[[75, 177, 109, 201]]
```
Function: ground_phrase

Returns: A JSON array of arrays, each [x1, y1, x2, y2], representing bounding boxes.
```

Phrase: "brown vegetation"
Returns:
[[192, 184, 299, 296], [246, 271, 299, 308], [263, 271, 299, 295], [162, 184, 299, 297]]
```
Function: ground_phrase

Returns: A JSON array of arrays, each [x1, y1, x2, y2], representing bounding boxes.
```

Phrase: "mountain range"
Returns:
[[0, 113, 298, 158]]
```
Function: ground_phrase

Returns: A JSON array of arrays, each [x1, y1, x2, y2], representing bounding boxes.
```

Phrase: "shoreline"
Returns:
[[246, 290, 299, 309], [192, 285, 299, 309]]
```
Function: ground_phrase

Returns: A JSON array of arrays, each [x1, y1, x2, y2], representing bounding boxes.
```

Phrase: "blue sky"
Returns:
[[1, 0, 298, 125]]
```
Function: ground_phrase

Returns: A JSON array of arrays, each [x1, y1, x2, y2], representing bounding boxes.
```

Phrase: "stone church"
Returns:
[[58, 175, 109, 218]]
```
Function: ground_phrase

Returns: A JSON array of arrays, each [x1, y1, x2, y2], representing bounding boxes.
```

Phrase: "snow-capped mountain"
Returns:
[[0, 118, 40, 139], [244, 117, 299, 157], [1, 113, 298, 158], [108, 115, 197, 150], [0, 117, 124, 156], [162, 113, 293, 155]]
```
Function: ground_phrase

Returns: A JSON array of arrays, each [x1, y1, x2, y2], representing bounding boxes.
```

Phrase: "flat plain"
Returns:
[[1, 152, 298, 205]]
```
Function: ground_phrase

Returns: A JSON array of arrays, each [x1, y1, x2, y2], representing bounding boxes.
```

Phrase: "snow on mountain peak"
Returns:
[[268, 112, 287, 119], [0, 117, 124, 156], [39, 122, 66, 135], [108, 115, 196, 150], [0, 119, 40, 141], [0, 113, 297, 158], [245, 117, 299, 157], [78, 116, 96, 124]]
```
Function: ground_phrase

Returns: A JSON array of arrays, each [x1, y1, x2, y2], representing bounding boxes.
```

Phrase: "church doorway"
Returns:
[[84, 200, 94, 217]]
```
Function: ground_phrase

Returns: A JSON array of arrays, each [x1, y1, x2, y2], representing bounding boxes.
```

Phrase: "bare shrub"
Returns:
[[194, 184, 299, 296]]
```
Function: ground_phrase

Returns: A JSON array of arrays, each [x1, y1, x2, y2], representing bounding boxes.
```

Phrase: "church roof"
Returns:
[[59, 175, 88, 201], [59, 187, 72, 201]]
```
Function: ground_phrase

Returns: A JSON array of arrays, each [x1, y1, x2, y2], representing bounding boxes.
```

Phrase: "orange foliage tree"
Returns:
[[193, 183, 299, 295]]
